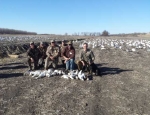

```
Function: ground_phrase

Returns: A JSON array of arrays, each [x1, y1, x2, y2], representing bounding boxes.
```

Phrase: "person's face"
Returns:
[[30, 44, 34, 49], [62, 41, 65, 45], [83, 44, 88, 50], [68, 44, 72, 48], [51, 42, 55, 47], [40, 44, 44, 48]]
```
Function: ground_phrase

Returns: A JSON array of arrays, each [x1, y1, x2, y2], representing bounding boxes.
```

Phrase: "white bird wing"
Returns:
[[62, 71, 66, 75], [69, 74, 76, 79], [61, 75, 69, 79], [80, 75, 85, 81], [51, 72, 57, 76], [38, 72, 46, 78], [32, 71, 41, 77], [29, 71, 34, 76], [48, 69, 54, 74], [54, 70, 59, 73], [78, 70, 82, 76], [74, 70, 78, 75], [46, 73, 50, 77], [58, 70, 62, 75], [81, 73, 86, 79]]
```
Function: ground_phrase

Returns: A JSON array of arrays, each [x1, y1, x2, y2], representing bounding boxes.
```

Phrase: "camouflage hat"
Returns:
[[30, 41, 34, 45], [67, 41, 72, 44], [50, 40, 55, 43]]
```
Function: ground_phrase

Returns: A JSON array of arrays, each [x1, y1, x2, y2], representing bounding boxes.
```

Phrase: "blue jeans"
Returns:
[[66, 59, 75, 70]]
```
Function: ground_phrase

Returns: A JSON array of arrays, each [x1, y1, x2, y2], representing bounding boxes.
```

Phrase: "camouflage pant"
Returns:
[[45, 57, 58, 69], [27, 57, 39, 70], [38, 55, 47, 66]]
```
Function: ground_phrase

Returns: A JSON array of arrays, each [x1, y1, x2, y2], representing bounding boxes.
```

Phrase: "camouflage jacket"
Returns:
[[27, 46, 40, 59], [46, 45, 60, 58], [60, 45, 66, 57], [37, 46, 47, 58], [80, 49, 95, 63]]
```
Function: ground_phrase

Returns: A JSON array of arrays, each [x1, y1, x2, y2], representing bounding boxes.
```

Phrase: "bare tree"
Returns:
[[102, 30, 109, 36]]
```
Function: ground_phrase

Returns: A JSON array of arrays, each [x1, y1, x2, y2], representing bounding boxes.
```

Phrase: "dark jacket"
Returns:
[[62, 46, 75, 59], [27, 46, 40, 59], [37, 46, 47, 58]]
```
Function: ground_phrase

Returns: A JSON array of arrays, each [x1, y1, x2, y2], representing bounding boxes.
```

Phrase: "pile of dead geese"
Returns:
[[24, 69, 88, 81]]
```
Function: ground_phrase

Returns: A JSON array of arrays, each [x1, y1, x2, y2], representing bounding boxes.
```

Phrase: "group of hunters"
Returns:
[[27, 40, 99, 76]]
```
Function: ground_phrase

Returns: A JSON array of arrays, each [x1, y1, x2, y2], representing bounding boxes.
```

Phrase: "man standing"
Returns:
[[37, 42, 47, 67], [45, 40, 60, 70], [77, 43, 99, 76], [27, 41, 40, 70], [60, 40, 66, 68], [62, 41, 75, 71]]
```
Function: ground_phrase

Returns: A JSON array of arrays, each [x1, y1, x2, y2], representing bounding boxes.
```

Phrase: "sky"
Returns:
[[0, 0, 150, 34]]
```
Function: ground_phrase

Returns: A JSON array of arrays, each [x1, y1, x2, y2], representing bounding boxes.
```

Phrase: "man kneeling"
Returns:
[[45, 40, 60, 70], [37, 42, 47, 68], [27, 42, 40, 70], [77, 43, 99, 76]]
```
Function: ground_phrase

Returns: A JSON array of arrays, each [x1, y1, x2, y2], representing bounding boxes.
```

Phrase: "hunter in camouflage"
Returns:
[[37, 42, 47, 67], [45, 40, 60, 69], [27, 41, 40, 70]]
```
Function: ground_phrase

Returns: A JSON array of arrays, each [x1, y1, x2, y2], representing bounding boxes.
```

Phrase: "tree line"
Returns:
[[0, 28, 37, 35], [111, 32, 147, 37], [71, 30, 109, 36]]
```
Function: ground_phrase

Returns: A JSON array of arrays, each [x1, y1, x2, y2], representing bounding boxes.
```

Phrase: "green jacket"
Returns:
[[27, 46, 40, 59], [80, 49, 95, 63]]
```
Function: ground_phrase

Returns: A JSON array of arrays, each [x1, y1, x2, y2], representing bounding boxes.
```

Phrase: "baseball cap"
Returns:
[[30, 41, 34, 45]]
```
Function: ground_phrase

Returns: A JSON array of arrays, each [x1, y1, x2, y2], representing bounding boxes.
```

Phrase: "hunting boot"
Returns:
[[33, 63, 38, 70], [87, 66, 93, 80], [28, 58, 32, 71], [33, 64, 38, 70]]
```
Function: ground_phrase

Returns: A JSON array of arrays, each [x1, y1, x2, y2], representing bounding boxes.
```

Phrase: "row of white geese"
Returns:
[[24, 69, 87, 81], [0, 36, 54, 42], [1, 36, 150, 52], [79, 38, 150, 52], [0, 36, 80, 43]]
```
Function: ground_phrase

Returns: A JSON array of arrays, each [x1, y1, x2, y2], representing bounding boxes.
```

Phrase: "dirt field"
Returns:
[[0, 36, 150, 115]]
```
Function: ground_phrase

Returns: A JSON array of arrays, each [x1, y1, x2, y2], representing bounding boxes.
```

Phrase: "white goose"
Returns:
[[68, 71, 77, 79], [36, 70, 47, 79], [78, 70, 86, 81], [30, 70, 41, 78], [61, 75, 69, 79]]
